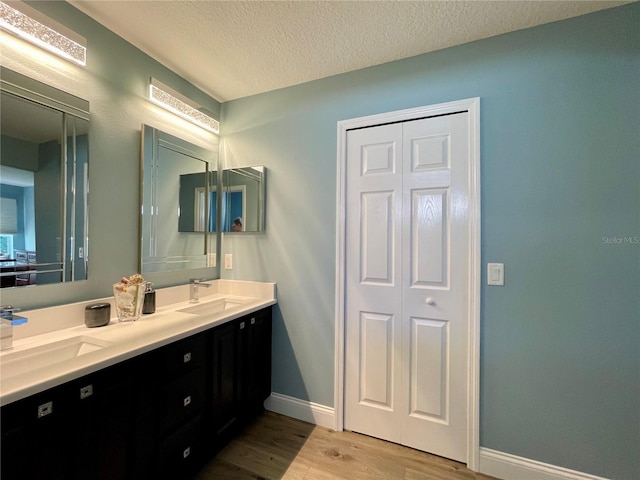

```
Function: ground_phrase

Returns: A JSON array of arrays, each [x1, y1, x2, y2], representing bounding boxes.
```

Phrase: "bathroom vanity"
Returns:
[[0, 281, 275, 480]]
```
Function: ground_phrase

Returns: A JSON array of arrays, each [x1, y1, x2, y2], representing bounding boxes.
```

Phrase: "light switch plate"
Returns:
[[224, 254, 233, 270], [208, 253, 216, 267], [487, 263, 504, 286]]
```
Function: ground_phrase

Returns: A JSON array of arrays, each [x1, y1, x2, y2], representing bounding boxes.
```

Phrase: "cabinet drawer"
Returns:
[[161, 333, 207, 377], [158, 416, 202, 479], [159, 367, 205, 435]]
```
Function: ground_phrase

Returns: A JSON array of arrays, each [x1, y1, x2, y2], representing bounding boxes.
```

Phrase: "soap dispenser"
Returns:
[[142, 282, 156, 314]]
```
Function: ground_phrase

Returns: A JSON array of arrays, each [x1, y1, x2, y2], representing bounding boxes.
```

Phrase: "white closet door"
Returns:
[[345, 112, 470, 462]]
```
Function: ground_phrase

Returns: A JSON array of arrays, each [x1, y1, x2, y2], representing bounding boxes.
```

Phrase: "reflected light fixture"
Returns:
[[149, 78, 219, 134], [0, 1, 86, 66]]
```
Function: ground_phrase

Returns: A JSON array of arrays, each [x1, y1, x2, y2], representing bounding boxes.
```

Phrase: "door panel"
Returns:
[[411, 188, 449, 287], [411, 132, 451, 170], [359, 311, 394, 409], [345, 112, 470, 462], [362, 141, 396, 175], [410, 317, 448, 421], [361, 191, 395, 284]]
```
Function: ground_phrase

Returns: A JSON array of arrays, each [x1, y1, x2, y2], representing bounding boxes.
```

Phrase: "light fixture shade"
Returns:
[[0, 1, 86, 66], [149, 78, 219, 134]]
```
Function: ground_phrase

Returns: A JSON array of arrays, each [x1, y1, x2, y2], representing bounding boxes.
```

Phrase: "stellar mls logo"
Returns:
[[602, 235, 640, 245]]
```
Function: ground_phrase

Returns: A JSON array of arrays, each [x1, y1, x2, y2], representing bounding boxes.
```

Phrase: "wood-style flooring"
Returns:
[[194, 412, 499, 480]]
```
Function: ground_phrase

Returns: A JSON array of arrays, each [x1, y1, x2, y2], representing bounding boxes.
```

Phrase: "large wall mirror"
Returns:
[[0, 67, 89, 288], [140, 124, 218, 274]]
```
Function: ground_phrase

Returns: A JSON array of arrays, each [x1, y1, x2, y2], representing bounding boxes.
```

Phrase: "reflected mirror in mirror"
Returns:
[[221, 166, 265, 233], [178, 170, 217, 232], [0, 67, 89, 288], [140, 125, 217, 274]]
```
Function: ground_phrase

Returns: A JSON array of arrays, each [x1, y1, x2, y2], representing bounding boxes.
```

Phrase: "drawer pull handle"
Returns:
[[240, 321, 245, 330], [37, 401, 53, 418], [251, 317, 256, 325], [183, 446, 191, 459], [183, 395, 192, 407], [80, 384, 94, 400], [183, 352, 192, 363]]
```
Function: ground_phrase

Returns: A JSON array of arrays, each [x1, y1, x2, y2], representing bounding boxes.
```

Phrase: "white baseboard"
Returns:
[[479, 448, 610, 480], [264, 392, 335, 429]]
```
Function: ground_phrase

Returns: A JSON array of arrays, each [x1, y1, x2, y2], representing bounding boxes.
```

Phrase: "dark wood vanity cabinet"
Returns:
[[0, 361, 134, 480], [72, 362, 136, 480], [134, 330, 208, 479], [243, 308, 273, 416], [209, 307, 273, 449], [0, 306, 272, 480], [0, 382, 75, 480], [210, 318, 243, 445]]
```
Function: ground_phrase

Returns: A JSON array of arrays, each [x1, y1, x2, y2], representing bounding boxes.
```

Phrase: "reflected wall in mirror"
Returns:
[[221, 166, 266, 233], [140, 124, 218, 274], [0, 67, 89, 288]]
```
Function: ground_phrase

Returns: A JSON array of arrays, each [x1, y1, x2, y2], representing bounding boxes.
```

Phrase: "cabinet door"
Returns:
[[1, 384, 74, 480], [72, 363, 135, 480], [245, 308, 272, 414], [210, 319, 242, 442]]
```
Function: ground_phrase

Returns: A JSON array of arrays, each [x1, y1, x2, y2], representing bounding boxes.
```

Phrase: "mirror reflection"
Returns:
[[178, 165, 266, 234], [178, 171, 218, 232], [0, 68, 89, 288], [140, 124, 217, 274], [221, 166, 266, 233]]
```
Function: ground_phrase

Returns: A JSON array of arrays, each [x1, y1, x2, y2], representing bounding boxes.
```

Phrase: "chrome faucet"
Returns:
[[189, 279, 212, 304], [0, 306, 28, 351]]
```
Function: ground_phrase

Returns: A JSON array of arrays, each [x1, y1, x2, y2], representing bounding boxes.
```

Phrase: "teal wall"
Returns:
[[1, 1, 220, 309], [220, 4, 639, 479]]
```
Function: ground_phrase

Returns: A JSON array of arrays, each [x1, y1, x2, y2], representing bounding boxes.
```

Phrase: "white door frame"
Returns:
[[334, 97, 481, 470]]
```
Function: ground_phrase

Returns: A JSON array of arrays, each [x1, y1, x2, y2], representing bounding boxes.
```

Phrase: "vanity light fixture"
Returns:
[[0, 1, 86, 66], [149, 78, 219, 134]]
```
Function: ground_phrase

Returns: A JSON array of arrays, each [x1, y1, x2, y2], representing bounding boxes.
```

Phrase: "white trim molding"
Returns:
[[479, 448, 611, 480], [264, 393, 335, 430], [334, 98, 481, 469]]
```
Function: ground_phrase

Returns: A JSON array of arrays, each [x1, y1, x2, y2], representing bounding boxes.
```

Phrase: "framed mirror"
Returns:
[[0, 67, 89, 288], [221, 166, 266, 233], [140, 124, 218, 274]]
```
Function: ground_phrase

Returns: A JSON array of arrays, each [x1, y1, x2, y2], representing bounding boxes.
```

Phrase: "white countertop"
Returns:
[[0, 280, 276, 406]]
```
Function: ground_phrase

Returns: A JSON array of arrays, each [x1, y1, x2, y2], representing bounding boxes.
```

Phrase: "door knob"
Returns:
[[425, 297, 436, 306]]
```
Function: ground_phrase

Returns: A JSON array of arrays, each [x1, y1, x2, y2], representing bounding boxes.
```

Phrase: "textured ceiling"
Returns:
[[69, 1, 629, 102]]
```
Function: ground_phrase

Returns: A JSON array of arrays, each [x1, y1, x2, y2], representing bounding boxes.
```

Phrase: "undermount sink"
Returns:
[[177, 298, 248, 316], [0, 336, 113, 380]]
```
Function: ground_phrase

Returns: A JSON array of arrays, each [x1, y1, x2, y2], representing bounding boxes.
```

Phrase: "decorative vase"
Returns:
[[113, 282, 145, 322]]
